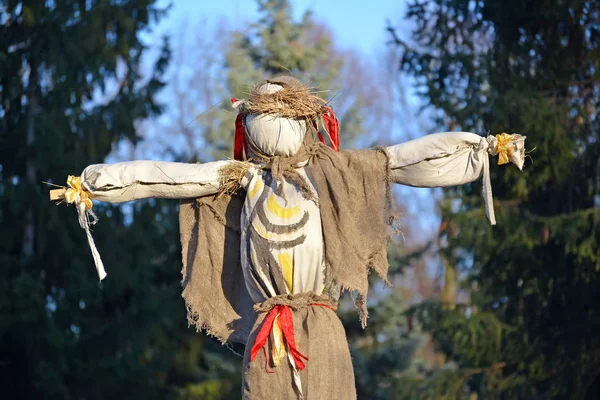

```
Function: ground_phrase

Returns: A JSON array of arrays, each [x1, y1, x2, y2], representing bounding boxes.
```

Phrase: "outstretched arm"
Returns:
[[49, 159, 233, 280], [80, 159, 232, 203], [385, 131, 526, 224]]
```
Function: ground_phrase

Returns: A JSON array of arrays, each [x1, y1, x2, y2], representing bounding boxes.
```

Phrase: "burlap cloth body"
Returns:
[[179, 143, 394, 399], [241, 292, 355, 399]]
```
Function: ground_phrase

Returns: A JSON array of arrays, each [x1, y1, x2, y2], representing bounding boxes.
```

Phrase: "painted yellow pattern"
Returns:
[[241, 167, 327, 313], [239, 167, 327, 400], [267, 194, 301, 219], [253, 221, 273, 240], [278, 252, 294, 292], [248, 175, 264, 200]]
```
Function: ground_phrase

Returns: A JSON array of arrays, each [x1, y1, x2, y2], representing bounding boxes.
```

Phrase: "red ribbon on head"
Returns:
[[232, 98, 247, 160], [250, 303, 333, 371], [234, 113, 246, 161], [321, 106, 340, 151]]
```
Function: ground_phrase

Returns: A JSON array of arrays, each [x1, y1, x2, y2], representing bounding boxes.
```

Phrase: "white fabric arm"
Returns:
[[64, 159, 230, 280], [81, 160, 231, 203], [386, 132, 526, 225], [387, 132, 489, 187]]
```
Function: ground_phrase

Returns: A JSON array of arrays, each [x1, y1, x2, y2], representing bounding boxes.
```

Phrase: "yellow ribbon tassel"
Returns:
[[60, 175, 106, 281], [64, 175, 94, 210], [495, 133, 513, 166]]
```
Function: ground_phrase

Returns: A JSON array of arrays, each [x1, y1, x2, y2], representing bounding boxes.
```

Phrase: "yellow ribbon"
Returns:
[[271, 314, 287, 366], [64, 175, 93, 210], [495, 133, 513, 166]]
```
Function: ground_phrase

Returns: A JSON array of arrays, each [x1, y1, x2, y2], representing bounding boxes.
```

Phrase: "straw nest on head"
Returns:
[[243, 80, 328, 119]]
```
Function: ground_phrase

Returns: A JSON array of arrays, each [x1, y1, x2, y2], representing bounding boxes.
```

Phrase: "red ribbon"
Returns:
[[233, 113, 246, 161], [250, 303, 332, 371], [232, 98, 247, 161], [321, 106, 339, 152]]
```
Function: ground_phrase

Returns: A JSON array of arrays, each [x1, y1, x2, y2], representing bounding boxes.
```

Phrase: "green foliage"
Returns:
[[394, 0, 600, 398], [0, 1, 184, 398], [409, 301, 506, 368], [0, 1, 426, 399], [248, 0, 337, 76]]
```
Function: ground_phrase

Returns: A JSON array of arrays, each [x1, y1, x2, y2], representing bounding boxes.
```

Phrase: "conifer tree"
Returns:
[[392, 0, 600, 398], [0, 2, 181, 399]]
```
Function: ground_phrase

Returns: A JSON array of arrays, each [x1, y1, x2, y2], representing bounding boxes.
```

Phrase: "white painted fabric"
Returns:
[[239, 166, 326, 302], [238, 166, 326, 398], [245, 114, 307, 157], [81, 160, 229, 202]]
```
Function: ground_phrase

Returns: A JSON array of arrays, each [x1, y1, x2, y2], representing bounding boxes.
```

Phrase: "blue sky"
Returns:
[[136, 0, 441, 237], [157, 0, 407, 56]]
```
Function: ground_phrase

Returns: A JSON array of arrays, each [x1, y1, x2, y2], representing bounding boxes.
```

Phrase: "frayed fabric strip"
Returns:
[[479, 138, 496, 225], [63, 175, 107, 280], [76, 201, 107, 280]]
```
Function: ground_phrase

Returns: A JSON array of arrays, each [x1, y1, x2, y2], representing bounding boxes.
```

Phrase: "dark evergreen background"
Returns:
[[1, 0, 598, 399]]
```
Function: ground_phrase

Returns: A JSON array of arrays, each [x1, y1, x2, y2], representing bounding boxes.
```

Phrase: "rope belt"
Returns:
[[250, 292, 337, 372]]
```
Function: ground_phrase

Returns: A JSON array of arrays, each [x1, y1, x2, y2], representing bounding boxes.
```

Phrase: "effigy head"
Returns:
[[232, 76, 339, 160]]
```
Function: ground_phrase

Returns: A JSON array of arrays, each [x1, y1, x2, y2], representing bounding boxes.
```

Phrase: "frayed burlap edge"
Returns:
[[179, 195, 255, 345], [180, 145, 400, 344], [320, 146, 399, 329], [184, 302, 230, 345]]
